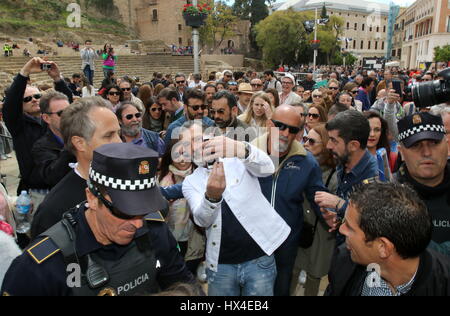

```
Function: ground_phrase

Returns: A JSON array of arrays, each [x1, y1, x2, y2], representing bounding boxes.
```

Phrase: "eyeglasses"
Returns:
[[189, 104, 207, 111], [303, 137, 322, 146], [308, 113, 321, 119], [176, 81, 186, 85], [312, 95, 323, 98], [281, 81, 293, 85], [108, 91, 121, 96], [151, 107, 162, 112], [125, 112, 142, 120], [329, 87, 339, 90], [91, 186, 140, 221], [23, 94, 42, 103], [210, 109, 226, 115], [251, 84, 263, 87], [350, 90, 358, 94], [121, 88, 132, 92], [271, 119, 300, 134], [45, 110, 64, 117]]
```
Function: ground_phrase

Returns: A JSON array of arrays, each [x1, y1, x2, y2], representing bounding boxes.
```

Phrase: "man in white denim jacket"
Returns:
[[182, 121, 291, 296]]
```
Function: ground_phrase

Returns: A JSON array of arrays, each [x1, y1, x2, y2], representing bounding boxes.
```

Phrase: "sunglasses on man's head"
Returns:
[[125, 113, 142, 120], [271, 119, 300, 134], [189, 104, 207, 111], [46, 110, 64, 117], [23, 94, 42, 103]]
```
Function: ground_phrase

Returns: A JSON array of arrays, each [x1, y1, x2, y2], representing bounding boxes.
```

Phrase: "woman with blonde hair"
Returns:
[[237, 91, 274, 128]]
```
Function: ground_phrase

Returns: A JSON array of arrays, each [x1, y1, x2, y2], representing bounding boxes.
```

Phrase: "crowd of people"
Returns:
[[0, 53, 449, 297]]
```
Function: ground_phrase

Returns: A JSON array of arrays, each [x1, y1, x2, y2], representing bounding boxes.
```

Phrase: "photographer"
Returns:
[[102, 43, 117, 79]]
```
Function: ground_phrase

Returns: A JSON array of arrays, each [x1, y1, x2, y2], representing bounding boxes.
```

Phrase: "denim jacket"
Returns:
[[182, 144, 291, 272]]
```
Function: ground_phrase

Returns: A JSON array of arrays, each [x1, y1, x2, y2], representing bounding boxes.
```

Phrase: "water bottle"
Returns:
[[15, 191, 31, 234]]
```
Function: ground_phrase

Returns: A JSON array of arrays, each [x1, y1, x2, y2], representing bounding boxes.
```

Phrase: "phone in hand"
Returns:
[[392, 80, 403, 96], [203, 135, 216, 170], [40, 63, 51, 71]]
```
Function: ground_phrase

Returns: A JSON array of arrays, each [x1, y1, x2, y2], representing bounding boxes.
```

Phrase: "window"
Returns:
[[382, 42, 385, 50], [398, 48, 402, 56], [361, 40, 364, 49], [179, 38, 182, 45], [178, 24, 182, 31], [152, 9, 158, 21], [368, 41, 371, 50], [392, 49, 396, 57], [347, 22, 350, 29], [362, 24, 365, 31], [355, 23, 358, 30], [370, 26, 373, 32], [448, 16, 450, 32], [383, 25, 386, 32], [353, 40, 356, 49], [376, 26, 379, 32], [375, 41, 378, 50]]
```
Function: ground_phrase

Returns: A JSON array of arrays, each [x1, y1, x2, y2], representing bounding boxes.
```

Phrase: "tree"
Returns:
[[255, 9, 314, 67], [316, 15, 345, 64], [332, 51, 358, 66], [434, 45, 450, 63], [199, 2, 237, 53], [320, 3, 328, 19]]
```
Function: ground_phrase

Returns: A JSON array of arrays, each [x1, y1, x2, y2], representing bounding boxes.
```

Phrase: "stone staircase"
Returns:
[[0, 55, 195, 93]]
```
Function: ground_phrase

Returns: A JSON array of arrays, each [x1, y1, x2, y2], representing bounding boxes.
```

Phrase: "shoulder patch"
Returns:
[[27, 237, 61, 264], [145, 211, 165, 222]]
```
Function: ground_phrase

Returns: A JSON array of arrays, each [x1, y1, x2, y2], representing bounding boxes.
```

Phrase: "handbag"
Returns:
[[298, 168, 336, 249]]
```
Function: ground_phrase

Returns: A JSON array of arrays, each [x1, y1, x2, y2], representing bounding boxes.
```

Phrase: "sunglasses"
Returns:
[[329, 87, 339, 90], [176, 81, 186, 85], [121, 88, 132, 92], [90, 185, 140, 221], [312, 95, 323, 98], [109, 91, 121, 96], [271, 119, 300, 134], [125, 112, 142, 120], [23, 94, 42, 103], [189, 104, 207, 111], [303, 137, 322, 146], [46, 110, 64, 117], [151, 107, 162, 112], [308, 113, 320, 119], [350, 90, 358, 94]]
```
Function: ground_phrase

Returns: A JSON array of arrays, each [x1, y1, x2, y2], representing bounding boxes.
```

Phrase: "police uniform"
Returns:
[[1, 143, 197, 296]]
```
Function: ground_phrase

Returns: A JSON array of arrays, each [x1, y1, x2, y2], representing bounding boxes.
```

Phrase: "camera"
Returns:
[[40, 63, 51, 71], [411, 68, 450, 108]]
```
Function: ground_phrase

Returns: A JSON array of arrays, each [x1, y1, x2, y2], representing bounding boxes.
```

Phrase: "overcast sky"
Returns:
[[221, 0, 416, 7]]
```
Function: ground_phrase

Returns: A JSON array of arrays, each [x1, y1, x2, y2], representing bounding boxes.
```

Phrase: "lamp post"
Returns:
[[192, 0, 200, 74], [313, 7, 318, 80]]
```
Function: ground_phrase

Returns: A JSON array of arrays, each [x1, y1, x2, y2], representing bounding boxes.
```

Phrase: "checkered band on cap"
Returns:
[[89, 169, 156, 191], [398, 124, 446, 142]]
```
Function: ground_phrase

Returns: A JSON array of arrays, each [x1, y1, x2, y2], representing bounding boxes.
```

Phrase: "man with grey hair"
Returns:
[[175, 73, 188, 101], [31, 91, 75, 191], [31, 97, 122, 238], [431, 104, 450, 158]]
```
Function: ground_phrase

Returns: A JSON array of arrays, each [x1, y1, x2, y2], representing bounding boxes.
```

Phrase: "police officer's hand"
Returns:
[[206, 162, 226, 201], [321, 208, 339, 232]]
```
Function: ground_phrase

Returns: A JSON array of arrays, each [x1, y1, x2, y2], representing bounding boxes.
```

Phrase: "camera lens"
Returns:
[[412, 68, 450, 108]]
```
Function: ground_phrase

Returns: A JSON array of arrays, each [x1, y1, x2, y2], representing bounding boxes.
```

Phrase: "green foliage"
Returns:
[[199, 2, 237, 51], [434, 45, 450, 62], [255, 9, 314, 67], [332, 51, 358, 66], [321, 4, 328, 19]]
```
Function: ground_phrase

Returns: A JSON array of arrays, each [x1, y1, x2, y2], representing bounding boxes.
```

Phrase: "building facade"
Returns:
[[277, 0, 390, 60], [398, 0, 450, 69]]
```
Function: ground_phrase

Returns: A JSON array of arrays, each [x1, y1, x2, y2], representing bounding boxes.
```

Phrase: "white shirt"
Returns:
[[182, 144, 291, 271]]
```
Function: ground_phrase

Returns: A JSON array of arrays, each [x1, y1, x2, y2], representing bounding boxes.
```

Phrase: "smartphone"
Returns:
[[203, 135, 216, 170], [392, 80, 402, 96], [40, 63, 51, 71]]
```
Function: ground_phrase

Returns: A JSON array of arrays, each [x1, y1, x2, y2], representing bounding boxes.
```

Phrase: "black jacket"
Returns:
[[326, 245, 450, 296], [31, 129, 76, 189], [2, 74, 73, 194]]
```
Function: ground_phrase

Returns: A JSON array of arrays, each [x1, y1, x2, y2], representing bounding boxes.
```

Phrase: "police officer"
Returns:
[[1, 143, 199, 296]]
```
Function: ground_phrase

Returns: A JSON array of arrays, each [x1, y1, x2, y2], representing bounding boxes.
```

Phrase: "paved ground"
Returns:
[[0, 151, 19, 195]]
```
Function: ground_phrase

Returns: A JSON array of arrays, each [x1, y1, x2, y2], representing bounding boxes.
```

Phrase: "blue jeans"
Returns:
[[83, 65, 94, 85], [206, 255, 277, 296]]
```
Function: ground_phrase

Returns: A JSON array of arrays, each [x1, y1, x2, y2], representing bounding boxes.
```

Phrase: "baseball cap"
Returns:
[[283, 73, 296, 84], [88, 143, 168, 216], [397, 112, 446, 148]]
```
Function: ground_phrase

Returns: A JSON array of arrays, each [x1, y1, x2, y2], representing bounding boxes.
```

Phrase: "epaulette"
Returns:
[[26, 237, 61, 264], [145, 211, 165, 222]]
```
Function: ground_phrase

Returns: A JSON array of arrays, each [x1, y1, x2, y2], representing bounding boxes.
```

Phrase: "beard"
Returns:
[[215, 116, 234, 129], [122, 122, 142, 137], [333, 150, 350, 166], [277, 135, 291, 153]]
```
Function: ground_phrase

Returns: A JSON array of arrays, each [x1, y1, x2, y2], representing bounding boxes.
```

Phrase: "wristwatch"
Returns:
[[205, 193, 222, 204], [243, 142, 251, 159]]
